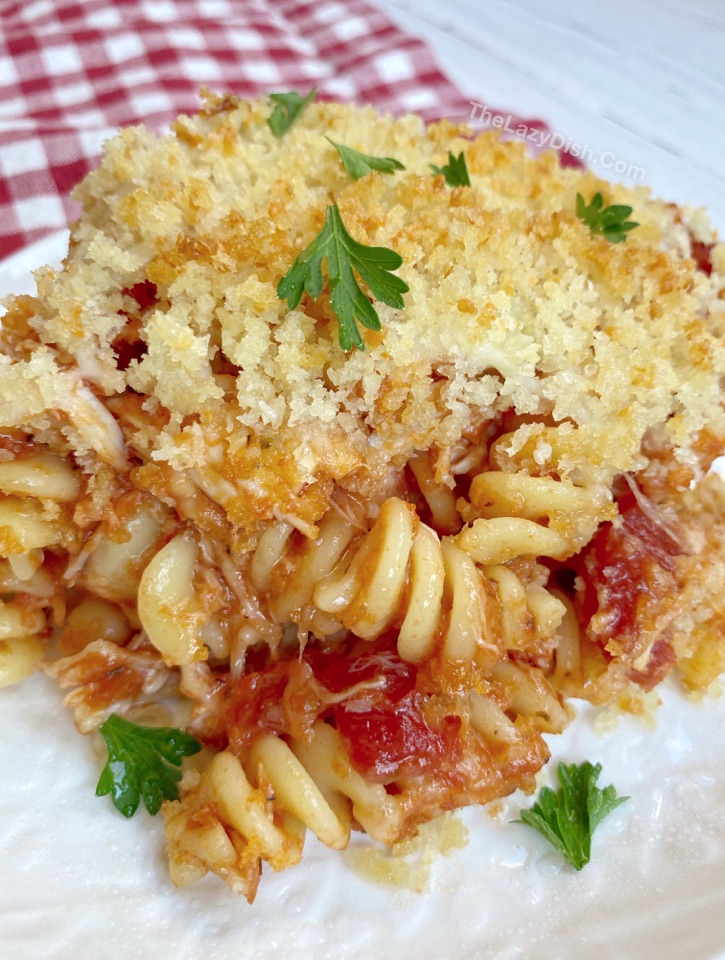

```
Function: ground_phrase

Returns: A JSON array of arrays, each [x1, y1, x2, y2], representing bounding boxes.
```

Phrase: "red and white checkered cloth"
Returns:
[[0, 0, 484, 262]]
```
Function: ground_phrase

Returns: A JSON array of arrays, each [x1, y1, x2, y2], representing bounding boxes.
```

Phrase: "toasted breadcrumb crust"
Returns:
[[2, 92, 724, 540]]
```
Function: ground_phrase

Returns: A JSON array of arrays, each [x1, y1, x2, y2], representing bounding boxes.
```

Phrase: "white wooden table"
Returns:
[[373, 0, 725, 228]]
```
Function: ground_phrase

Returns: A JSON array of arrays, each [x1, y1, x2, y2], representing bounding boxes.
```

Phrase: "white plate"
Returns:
[[2, 234, 725, 960]]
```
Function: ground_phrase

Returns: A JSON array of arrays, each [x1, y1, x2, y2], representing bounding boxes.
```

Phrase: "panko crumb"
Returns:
[[593, 687, 662, 734], [345, 813, 469, 892], [486, 800, 508, 821], [2, 92, 725, 540]]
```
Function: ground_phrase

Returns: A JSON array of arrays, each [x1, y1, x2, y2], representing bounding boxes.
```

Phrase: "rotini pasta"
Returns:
[[250, 508, 357, 627], [166, 663, 559, 900], [61, 596, 133, 654], [407, 451, 461, 534], [457, 516, 571, 565], [164, 722, 402, 899], [0, 548, 56, 688], [484, 564, 566, 654], [0, 454, 80, 502], [310, 497, 503, 674], [138, 533, 209, 666], [0, 635, 46, 688], [0, 496, 62, 555], [81, 495, 168, 602]]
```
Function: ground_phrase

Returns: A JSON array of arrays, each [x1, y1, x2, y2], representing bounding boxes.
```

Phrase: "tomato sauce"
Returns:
[[572, 480, 684, 686], [334, 690, 461, 782], [113, 281, 157, 370], [690, 238, 714, 276], [225, 661, 291, 746], [224, 641, 462, 782], [126, 280, 158, 312]]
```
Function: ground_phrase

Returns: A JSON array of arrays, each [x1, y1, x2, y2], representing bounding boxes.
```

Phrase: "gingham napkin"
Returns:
[[0, 0, 482, 261]]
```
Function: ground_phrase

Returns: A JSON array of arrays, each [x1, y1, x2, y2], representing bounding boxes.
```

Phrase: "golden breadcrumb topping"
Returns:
[[2, 92, 724, 536]]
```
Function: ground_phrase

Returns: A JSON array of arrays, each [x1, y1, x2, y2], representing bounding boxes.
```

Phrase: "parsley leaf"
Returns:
[[576, 192, 639, 243], [516, 761, 628, 870], [96, 714, 202, 818], [326, 137, 405, 181], [430, 150, 471, 187], [277, 203, 409, 351], [267, 88, 317, 138]]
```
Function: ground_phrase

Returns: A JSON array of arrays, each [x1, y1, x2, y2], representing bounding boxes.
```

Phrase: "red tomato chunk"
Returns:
[[225, 642, 461, 782], [571, 480, 684, 688]]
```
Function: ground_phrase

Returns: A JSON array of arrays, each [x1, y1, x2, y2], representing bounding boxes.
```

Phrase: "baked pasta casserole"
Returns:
[[1, 92, 724, 901]]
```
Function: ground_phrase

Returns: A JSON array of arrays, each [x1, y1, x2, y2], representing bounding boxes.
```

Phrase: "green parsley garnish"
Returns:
[[326, 138, 405, 181], [267, 88, 317, 138], [430, 150, 471, 187], [277, 203, 409, 352], [96, 713, 202, 818], [516, 761, 628, 870], [576, 192, 639, 243]]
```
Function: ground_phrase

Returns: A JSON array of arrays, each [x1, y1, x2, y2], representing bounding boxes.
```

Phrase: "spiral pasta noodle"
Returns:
[[164, 661, 564, 900], [238, 468, 613, 683], [164, 721, 401, 900], [0, 457, 77, 687], [306, 497, 503, 673], [250, 508, 358, 631]]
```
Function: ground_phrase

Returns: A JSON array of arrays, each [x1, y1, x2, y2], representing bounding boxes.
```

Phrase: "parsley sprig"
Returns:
[[277, 203, 409, 351], [516, 761, 628, 870], [267, 88, 317, 138], [576, 192, 639, 243], [326, 138, 405, 181], [96, 714, 201, 818], [430, 150, 471, 187]]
